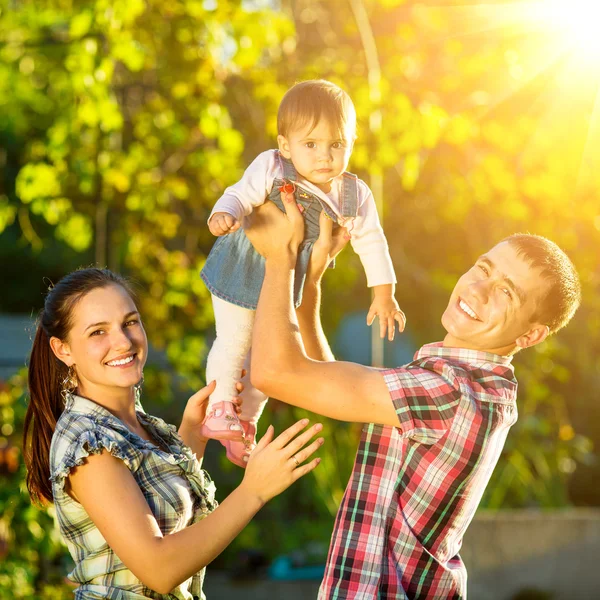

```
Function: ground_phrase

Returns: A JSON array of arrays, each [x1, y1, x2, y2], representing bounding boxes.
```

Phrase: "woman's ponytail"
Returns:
[[23, 321, 68, 504]]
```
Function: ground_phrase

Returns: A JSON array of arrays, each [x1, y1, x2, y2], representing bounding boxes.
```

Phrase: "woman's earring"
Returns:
[[61, 365, 78, 399], [134, 373, 144, 402]]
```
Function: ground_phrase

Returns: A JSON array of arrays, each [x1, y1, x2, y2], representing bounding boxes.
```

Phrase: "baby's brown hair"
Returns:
[[277, 80, 356, 140]]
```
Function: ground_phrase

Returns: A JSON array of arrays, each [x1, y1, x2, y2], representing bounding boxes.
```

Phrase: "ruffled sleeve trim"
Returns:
[[50, 427, 139, 495]]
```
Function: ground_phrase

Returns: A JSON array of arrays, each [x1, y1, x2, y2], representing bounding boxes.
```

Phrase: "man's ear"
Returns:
[[49, 336, 73, 367], [515, 324, 550, 350], [277, 135, 291, 159]]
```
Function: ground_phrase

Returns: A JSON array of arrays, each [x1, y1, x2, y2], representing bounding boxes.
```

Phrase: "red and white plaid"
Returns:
[[319, 343, 518, 599]]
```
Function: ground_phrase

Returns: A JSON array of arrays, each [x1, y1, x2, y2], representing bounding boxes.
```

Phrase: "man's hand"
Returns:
[[307, 211, 350, 282], [209, 212, 241, 236], [244, 192, 304, 261]]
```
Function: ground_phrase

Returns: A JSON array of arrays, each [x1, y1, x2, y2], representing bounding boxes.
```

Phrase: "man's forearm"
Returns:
[[295, 280, 335, 362], [252, 253, 307, 386]]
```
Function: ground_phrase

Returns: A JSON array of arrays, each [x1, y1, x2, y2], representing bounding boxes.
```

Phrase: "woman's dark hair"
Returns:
[[23, 268, 135, 505]]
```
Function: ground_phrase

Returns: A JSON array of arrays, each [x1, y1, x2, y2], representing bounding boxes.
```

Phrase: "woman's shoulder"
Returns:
[[51, 408, 97, 453], [49, 398, 143, 490]]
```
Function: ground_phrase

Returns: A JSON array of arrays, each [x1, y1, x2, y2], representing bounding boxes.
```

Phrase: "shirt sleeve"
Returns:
[[50, 416, 142, 495], [349, 181, 397, 287], [381, 365, 461, 445], [208, 150, 279, 222]]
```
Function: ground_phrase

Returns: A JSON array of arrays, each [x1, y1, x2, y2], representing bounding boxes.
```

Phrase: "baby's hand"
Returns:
[[209, 212, 241, 236], [367, 293, 406, 341]]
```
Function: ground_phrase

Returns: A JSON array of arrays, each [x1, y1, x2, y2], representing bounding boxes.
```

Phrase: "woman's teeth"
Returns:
[[107, 355, 134, 366]]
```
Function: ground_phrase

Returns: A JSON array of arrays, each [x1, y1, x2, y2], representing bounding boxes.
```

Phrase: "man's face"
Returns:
[[441, 241, 550, 355]]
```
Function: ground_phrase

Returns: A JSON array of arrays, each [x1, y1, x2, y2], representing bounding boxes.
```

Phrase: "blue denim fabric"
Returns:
[[201, 152, 358, 310]]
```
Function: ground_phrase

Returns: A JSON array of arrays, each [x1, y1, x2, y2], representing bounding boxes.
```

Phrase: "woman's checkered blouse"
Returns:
[[49, 393, 217, 600]]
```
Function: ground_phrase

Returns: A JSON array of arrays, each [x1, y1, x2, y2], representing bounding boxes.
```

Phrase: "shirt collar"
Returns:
[[415, 342, 514, 368], [64, 392, 145, 419]]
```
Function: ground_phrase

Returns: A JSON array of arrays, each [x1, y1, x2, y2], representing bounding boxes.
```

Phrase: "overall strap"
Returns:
[[275, 150, 299, 182], [340, 171, 359, 218]]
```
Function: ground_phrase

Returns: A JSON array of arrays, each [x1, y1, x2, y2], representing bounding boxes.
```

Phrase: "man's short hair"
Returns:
[[504, 233, 581, 334], [277, 79, 356, 140]]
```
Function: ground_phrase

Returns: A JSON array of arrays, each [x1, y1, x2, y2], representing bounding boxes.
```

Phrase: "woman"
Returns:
[[23, 267, 324, 599]]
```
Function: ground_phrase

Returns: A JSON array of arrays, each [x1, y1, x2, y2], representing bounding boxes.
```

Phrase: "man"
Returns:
[[244, 196, 581, 599]]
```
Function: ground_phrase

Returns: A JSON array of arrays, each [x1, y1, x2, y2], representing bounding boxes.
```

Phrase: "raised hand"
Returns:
[[179, 378, 244, 446], [239, 419, 324, 504], [244, 194, 304, 260]]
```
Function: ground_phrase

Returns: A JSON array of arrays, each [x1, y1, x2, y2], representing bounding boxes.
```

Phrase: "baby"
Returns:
[[200, 80, 404, 467]]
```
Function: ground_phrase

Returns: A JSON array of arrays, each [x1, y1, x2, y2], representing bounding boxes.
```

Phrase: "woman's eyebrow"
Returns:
[[84, 311, 139, 332]]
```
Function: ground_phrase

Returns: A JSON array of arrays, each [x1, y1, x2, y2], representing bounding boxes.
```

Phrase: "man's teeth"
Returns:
[[107, 355, 134, 366], [459, 300, 478, 320]]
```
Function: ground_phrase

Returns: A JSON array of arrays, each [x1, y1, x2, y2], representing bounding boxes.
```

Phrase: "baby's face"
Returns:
[[277, 120, 355, 193]]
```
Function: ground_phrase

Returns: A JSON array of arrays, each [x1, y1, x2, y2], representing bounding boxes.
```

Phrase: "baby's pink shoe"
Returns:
[[199, 400, 244, 441], [221, 420, 257, 469]]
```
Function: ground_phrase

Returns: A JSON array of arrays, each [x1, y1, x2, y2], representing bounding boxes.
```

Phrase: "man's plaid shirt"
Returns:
[[319, 343, 518, 599]]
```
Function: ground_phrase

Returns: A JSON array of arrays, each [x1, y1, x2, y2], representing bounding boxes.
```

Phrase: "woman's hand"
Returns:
[[239, 419, 324, 505], [179, 379, 244, 449]]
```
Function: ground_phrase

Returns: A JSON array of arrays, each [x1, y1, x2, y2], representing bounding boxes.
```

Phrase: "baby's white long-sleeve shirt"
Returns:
[[209, 150, 396, 287]]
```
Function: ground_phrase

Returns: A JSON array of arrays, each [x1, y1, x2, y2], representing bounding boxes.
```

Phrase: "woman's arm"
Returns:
[[68, 419, 323, 594]]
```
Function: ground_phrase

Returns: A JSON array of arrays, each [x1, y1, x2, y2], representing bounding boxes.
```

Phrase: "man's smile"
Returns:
[[458, 298, 480, 321]]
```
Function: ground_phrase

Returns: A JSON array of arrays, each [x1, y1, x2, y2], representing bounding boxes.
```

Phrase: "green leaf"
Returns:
[[15, 164, 61, 203], [70, 11, 93, 39], [0, 195, 16, 233]]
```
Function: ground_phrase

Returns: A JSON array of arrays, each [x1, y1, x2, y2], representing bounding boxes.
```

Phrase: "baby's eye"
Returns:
[[501, 288, 512, 299], [332, 142, 344, 149], [305, 142, 316, 149]]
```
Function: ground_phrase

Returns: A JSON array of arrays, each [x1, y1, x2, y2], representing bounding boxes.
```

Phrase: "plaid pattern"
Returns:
[[319, 343, 518, 599], [49, 393, 217, 600]]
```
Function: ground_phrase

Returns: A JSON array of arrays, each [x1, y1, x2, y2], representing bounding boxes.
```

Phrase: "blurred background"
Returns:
[[1, 0, 599, 598]]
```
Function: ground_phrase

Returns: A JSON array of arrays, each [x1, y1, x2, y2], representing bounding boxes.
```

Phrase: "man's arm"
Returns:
[[247, 200, 398, 427], [294, 278, 334, 362], [294, 212, 349, 362]]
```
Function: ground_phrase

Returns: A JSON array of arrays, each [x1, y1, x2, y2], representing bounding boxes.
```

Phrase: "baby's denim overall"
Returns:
[[201, 151, 359, 310]]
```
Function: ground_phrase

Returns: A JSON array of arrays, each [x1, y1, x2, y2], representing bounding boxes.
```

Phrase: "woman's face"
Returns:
[[53, 284, 148, 400]]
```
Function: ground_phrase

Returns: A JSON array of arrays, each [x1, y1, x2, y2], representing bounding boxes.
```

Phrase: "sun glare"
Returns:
[[533, 0, 600, 63]]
